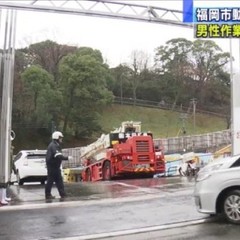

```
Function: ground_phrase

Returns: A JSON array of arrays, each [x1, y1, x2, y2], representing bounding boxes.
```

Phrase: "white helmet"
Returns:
[[52, 131, 64, 140]]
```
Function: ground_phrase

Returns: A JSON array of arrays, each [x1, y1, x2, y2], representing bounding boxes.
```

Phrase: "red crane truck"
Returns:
[[81, 121, 165, 181]]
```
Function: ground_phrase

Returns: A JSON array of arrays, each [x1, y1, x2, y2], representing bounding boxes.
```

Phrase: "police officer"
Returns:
[[45, 131, 72, 200]]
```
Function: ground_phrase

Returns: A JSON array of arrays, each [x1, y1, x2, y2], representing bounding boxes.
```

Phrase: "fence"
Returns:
[[154, 129, 231, 154], [114, 97, 227, 118]]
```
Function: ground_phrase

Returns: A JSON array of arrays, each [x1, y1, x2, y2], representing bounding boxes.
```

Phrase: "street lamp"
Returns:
[[120, 73, 123, 105]]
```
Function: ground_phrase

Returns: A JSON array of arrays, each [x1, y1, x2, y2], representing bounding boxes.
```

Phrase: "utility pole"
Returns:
[[179, 113, 188, 135], [190, 98, 197, 151], [190, 98, 197, 135], [120, 73, 123, 105], [179, 113, 188, 152]]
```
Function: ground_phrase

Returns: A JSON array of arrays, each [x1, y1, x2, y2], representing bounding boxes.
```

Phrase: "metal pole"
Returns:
[[231, 39, 240, 156], [0, 9, 3, 186], [230, 39, 234, 156], [120, 74, 123, 105], [0, 9, 16, 185], [0, 9, 2, 102], [1, 9, 10, 185], [193, 101, 196, 135], [190, 98, 197, 135], [0, 10, 8, 185], [5, 10, 16, 183], [190, 98, 197, 151]]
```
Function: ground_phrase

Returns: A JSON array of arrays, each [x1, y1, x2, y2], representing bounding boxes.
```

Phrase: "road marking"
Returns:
[[55, 218, 211, 240], [114, 181, 194, 194], [114, 182, 159, 193], [114, 180, 194, 188], [0, 193, 167, 211]]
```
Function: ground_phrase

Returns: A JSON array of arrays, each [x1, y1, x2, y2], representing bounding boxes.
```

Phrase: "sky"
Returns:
[[13, 0, 190, 67], [1, 0, 240, 71]]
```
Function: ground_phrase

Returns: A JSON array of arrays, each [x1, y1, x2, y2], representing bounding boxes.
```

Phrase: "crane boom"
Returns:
[[80, 121, 142, 163]]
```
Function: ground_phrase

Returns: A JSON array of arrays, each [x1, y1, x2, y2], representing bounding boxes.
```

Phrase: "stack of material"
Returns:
[[63, 168, 83, 183]]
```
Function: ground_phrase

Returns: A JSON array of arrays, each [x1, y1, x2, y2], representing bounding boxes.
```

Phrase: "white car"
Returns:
[[194, 155, 240, 224], [13, 150, 47, 185]]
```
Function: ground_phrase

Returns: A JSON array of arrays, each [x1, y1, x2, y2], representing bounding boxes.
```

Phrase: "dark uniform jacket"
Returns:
[[46, 140, 68, 169]]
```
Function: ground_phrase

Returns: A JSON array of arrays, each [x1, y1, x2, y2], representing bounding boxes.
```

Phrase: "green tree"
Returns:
[[129, 50, 150, 105], [154, 38, 230, 111], [135, 69, 161, 102], [12, 50, 30, 127], [154, 38, 193, 108], [191, 39, 230, 107], [59, 47, 113, 137], [21, 65, 58, 127], [110, 64, 133, 100]]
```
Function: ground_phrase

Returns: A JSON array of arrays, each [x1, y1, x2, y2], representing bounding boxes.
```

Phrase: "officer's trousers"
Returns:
[[45, 167, 65, 197]]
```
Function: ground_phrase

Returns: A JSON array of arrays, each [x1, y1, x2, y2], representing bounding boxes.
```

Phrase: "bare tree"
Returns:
[[129, 50, 150, 105]]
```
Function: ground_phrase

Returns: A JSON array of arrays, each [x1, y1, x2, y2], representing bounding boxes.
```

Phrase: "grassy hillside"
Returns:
[[12, 104, 227, 153], [98, 104, 227, 139]]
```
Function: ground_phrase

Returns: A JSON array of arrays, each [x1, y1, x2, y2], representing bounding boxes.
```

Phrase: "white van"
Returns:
[[194, 155, 240, 224]]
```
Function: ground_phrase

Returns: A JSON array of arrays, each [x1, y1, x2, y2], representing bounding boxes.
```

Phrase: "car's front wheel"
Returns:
[[223, 190, 240, 224], [16, 171, 24, 186]]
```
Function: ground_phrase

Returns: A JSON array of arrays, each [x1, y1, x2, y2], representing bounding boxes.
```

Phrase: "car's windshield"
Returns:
[[230, 157, 240, 168], [27, 154, 46, 160]]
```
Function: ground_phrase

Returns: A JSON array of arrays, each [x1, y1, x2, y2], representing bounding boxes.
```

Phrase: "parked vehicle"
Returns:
[[194, 155, 240, 224], [81, 121, 165, 181], [13, 150, 47, 185]]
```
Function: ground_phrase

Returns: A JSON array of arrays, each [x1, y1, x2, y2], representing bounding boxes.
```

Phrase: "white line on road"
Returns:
[[55, 218, 211, 240]]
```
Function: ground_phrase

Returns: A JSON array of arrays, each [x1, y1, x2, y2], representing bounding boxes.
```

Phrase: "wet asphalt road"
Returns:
[[102, 220, 240, 240], [0, 177, 237, 239], [8, 177, 196, 204]]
